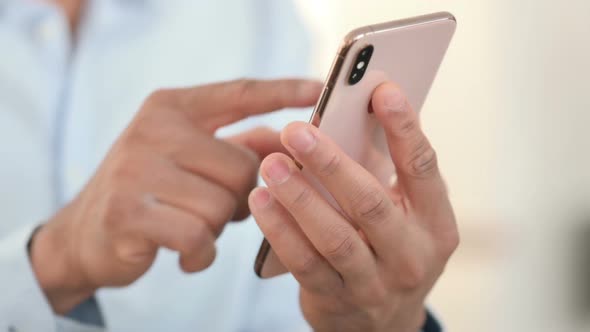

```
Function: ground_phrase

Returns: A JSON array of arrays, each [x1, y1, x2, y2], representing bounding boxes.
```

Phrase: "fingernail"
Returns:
[[287, 127, 316, 153], [383, 85, 406, 112], [252, 188, 271, 209], [264, 158, 291, 184]]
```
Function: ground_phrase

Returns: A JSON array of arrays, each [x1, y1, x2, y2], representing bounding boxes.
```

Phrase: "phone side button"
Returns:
[[314, 86, 331, 120]]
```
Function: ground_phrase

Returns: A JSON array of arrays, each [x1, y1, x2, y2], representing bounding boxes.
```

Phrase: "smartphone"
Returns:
[[255, 12, 457, 278]]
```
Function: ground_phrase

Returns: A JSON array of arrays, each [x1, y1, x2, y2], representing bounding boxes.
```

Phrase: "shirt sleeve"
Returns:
[[422, 309, 443, 332], [0, 223, 106, 332]]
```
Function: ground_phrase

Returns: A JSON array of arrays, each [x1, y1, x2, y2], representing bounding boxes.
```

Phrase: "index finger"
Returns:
[[178, 79, 323, 132]]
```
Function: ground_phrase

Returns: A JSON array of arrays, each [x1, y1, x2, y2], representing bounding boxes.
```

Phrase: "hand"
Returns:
[[249, 82, 458, 332], [29, 79, 323, 314]]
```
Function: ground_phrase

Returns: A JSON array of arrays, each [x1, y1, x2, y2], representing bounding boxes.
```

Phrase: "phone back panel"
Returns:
[[256, 12, 456, 278]]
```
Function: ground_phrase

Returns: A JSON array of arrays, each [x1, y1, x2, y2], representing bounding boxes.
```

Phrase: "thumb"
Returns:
[[225, 127, 290, 160], [371, 82, 447, 215]]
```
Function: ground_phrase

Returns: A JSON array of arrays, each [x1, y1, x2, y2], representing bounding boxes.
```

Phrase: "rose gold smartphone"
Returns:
[[255, 12, 456, 278]]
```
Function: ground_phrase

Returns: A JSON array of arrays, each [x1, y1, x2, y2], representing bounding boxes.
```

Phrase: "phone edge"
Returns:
[[254, 11, 456, 278]]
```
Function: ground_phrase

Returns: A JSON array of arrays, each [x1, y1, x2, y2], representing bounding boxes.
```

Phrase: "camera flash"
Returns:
[[356, 61, 365, 69]]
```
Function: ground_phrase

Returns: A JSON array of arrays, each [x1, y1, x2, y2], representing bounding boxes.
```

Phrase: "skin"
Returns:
[[249, 82, 458, 332], [30, 79, 324, 314], [51, 0, 84, 34], [33, 1, 459, 330]]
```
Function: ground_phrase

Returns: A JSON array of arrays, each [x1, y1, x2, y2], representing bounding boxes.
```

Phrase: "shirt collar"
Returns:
[[0, 0, 158, 21], [0, 0, 156, 11]]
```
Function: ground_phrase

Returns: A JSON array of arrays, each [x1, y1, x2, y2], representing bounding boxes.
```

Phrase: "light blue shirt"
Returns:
[[0, 0, 316, 331]]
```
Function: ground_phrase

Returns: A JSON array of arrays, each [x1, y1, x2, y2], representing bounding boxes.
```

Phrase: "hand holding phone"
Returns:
[[249, 81, 458, 331], [248, 12, 459, 331], [255, 12, 457, 278]]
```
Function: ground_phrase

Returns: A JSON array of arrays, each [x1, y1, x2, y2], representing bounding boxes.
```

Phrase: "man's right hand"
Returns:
[[28, 79, 322, 314]]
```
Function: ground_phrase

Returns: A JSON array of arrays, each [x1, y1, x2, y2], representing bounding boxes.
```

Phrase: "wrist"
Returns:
[[311, 307, 427, 332], [29, 217, 96, 314], [399, 307, 428, 332], [383, 307, 428, 332], [414, 308, 428, 331]]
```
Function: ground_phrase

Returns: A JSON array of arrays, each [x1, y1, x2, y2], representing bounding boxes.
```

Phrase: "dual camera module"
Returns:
[[348, 45, 374, 85]]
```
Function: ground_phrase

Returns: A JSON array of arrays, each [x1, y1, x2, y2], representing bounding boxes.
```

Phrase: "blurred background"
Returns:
[[1, 0, 588, 331], [294, 0, 590, 331]]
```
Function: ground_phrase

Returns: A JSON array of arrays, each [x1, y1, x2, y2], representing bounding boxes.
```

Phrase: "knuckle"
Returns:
[[102, 190, 129, 229], [133, 89, 184, 138], [262, 215, 289, 240], [106, 149, 147, 184], [290, 187, 314, 211], [231, 79, 258, 109], [180, 244, 217, 273], [438, 229, 460, 259], [291, 253, 322, 277], [324, 226, 356, 262], [405, 139, 439, 179], [106, 191, 150, 227], [110, 160, 137, 184], [391, 116, 418, 139], [145, 88, 175, 107], [123, 116, 155, 145], [229, 148, 260, 195], [397, 256, 428, 290], [132, 194, 153, 221], [211, 190, 239, 223], [179, 222, 210, 253], [349, 185, 389, 225], [317, 153, 341, 177], [113, 238, 156, 270]]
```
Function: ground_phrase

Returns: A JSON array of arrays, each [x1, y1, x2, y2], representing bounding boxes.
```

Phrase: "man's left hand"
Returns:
[[249, 82, 458, 332]]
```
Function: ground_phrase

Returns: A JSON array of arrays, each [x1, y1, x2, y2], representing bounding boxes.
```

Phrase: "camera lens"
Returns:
[[348, 45, 373, 85]]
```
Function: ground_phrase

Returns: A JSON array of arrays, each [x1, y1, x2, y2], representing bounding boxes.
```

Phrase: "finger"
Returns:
[[224, 127, 292, 220], [133, 198, 216, 273], [260, 153, 377, 284], [145, 161, 238, 236], [281, 122, 406, 259], [167, 130, 260, 217], [249, 187, 342, 294], [225, 127, 294, 219], [371, 82, 449, 221], [176, 79, 323, 132], [225, 127, 290, 159]]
